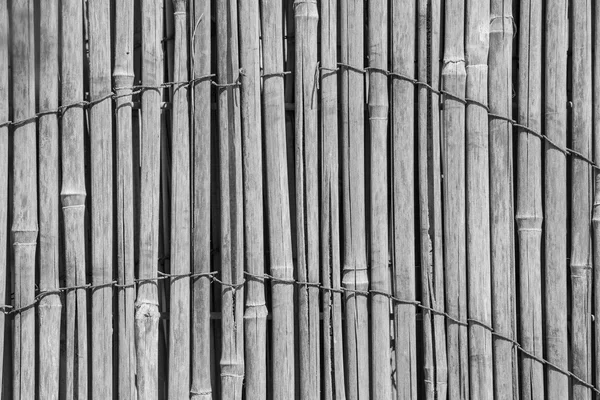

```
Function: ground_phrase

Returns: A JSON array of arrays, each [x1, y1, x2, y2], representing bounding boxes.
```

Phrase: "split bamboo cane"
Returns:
[[442, 0, 469, 397], [0, 3, 7, 392], [239, 0, 267, 397], [61, 0, 88, 398], [417, 1, 435, 397], [465, 1, 493, 397], [114, 0, 136, 397], [368, 0, 391, 398], [216, 0, 245, 397], [136, 0, 163, 398], [260, 0, 296, 396], [169, 1, 192, 398], [191, 0, 213, 398], [544, 2, 569, 398], [571, 0, 593, 397], [38, 1, 61, 398], [430, 1, 449, 396], [294, 0, 320, 398], [320, 1, 346, 398], [594, 0, 600, 394], [516, 0, 544, 398], [88, 0, 114, 395], [11, 1, 37, 398], [340, 0, 369, 397], [391, 0, 417, 398], [489, 1, 518, 398]]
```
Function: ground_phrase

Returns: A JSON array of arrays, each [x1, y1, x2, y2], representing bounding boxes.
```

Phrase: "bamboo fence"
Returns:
[[2, 1, 600, 399]]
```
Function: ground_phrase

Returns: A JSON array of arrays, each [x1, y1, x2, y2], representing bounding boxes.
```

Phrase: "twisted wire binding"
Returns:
[[1, 64, 597, 392]]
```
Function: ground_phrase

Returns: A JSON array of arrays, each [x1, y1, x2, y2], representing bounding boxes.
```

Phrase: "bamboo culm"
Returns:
[[136, 0, 163, 398], [544, 2, 569, 399], [320, 0, 346, 398], [260, 0, 296, 396], [294, 0, 321, 398], [169, 1, 192, 398], [570, 0, 593, 398], [340, 0, 369, 397], [239, 0, 267, 397], [489, 1, 518, 398], [594, 0, 600, 393], [516, 0, 544, 398], [11, 1, 38, 398], [38, 0, 61, 398], [391, 0, 418, 398], [216, 0, 245, 397], [191, 0, 213, 398], [0, 2, 8, 393], [442, 0, 469, 397], [114, 0, 136, 397]]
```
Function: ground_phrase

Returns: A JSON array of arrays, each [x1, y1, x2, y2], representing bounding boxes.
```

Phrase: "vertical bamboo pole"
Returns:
[[391, 0, 417, 399], [368, 0, 391, 398], [430, 1, 449, 396], [489, 0, 518, 398], [544, 1, 569, 398], [417, 1, 435, 397], [191, 0, 213, 398], [571, 0, 593, 398], [169, 0, 192, 398], [442, 0, 469, 398], [61, 0, 88, 398], [594, 0, 600, 393], [294, 0, 320, 398], [261, 0, 296, 396], [320, 0, 346, 398], [0, 3, 7, 391], [516, 0, 544, 398], [340, 0, 369, 397], [216, 0, 245, 397], [114, 0, 136, 397], [38, 0, 61, 398], [136, 0, 163, 398], [239, 0, 266, 397], [88, 0, 114, 396], [10, 1, 37, 398], [465, 1, 493, 398]]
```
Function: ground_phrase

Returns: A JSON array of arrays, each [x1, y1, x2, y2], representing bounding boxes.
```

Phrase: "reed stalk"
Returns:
[[10, 1, 37, 398], [465, 1, 493, 397], [340, 0, 369, 397], [320, 1, 346, 398], [571, 0, 593, 398], [294, 0, 320, 398], [216, 0, 245, 397], [136, 0, 163, 398], [0, 4, 7, 392], [239, 0, 266, 397], [489, 2, 518, 398], [88, 0, 114, 396], [367, 0, 391, 398], [594, 1, 600, 393], [442, 1, 469, 398], [391, 0, 417, 398], [38, 1, 61, 398], [430, 1, 449, 396], [168, 0, 192, 398], [61, 1, 88, 398], [516, 0, 544, 398], [544, 2, 569, 398], [191, 0, 213, 398], [114, 0, 136, 397], [417, 1, 435, 397]]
